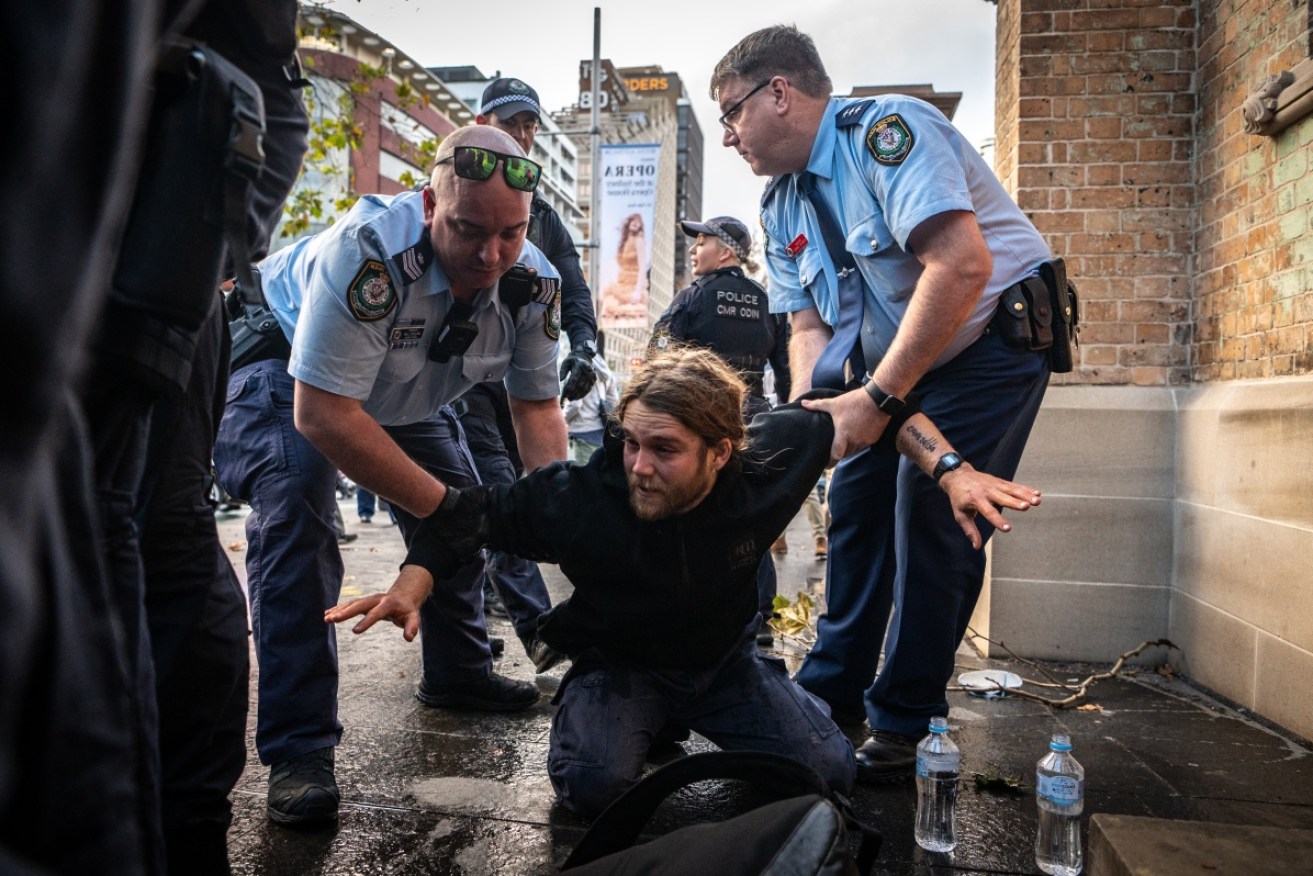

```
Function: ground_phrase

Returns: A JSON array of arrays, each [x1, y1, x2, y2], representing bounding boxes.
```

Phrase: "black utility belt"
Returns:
[[984, 259, 1079, 373]]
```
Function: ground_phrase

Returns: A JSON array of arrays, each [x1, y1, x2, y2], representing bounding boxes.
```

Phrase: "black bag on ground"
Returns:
[[561, 751, 881, 876]]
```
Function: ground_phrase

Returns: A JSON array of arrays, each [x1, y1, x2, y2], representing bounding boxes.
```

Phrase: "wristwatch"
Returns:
[[863, 381, 906, 416], [932, 452, 965, 483]]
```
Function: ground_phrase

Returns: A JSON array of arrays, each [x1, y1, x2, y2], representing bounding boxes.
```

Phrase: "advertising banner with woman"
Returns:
[[597, 143, 659, 329]]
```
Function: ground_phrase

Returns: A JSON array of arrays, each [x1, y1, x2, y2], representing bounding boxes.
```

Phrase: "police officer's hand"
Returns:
[[325, 565, 432, 641], [938, 465, 1042, 550], [404, 485, 490, 581], [801, 387, 891, 462], [559, 346, 598, 401]]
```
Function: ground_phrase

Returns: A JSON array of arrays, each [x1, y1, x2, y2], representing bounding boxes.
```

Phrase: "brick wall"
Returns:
[[1000, 0, 1196, 386], [1193, 0, 1313, 380]]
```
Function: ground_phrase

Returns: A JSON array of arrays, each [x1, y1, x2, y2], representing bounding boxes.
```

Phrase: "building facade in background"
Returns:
[[286, 6, 470, 243], [983, 0, 1313, 742], [427, 65, 587, 241], [552, 59, 686, 375]]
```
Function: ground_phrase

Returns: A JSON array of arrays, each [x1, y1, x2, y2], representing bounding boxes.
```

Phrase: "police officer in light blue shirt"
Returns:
[[214, 125, 567, 827], [712, 26, 1053, 782]]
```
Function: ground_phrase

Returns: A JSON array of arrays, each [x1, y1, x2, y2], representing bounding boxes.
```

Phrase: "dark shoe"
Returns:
[[337, 531, 357, 544], [854, 731, 919, 783], [756, 629, 775, 648], [489, 635, 505, 657], [267, 747, 339, 827], [524, 636, 566, 673], [359, 515, 372, 524], [483, 582, 509, 619], [415, 673, 538, 711]]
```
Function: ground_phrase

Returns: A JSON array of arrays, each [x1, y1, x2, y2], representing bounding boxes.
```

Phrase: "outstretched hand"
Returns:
[[939, 465, 1042, 549], [324, 565, 433, 641]]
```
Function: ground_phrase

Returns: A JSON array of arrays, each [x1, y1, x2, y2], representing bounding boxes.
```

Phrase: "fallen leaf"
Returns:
[[971, 772, 1028, 796], [227, 542, 245, 552], [1077, 704, 1103, 712], [1155, 663, 1177, 679]]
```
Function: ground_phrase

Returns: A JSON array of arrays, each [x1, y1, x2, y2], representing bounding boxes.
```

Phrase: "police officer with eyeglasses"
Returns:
[[213, 125, 567, 828]]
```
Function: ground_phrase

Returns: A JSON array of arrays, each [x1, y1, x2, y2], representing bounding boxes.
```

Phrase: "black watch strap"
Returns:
[[863, 381, 906, 416], [932, 452, 965, 483]]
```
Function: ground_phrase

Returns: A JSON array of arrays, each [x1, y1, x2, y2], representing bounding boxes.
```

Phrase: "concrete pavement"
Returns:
[[217, 500, 1313, 875]]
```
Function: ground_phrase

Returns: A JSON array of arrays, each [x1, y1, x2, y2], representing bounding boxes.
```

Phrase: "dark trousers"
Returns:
[[140, 299, 249, 874], [796, 332, 1050, 737], [456, 383, 553, 643]]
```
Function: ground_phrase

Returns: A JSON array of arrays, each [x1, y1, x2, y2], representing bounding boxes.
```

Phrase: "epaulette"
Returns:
[[835, 99, 875, 128], [389, 232, 433, 285]]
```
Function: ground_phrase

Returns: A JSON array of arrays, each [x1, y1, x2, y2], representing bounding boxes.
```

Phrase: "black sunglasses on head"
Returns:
[[437, 145, 542, 192]]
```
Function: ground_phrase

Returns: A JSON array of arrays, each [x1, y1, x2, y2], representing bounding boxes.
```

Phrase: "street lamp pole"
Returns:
[[589, 7, 601, 306]]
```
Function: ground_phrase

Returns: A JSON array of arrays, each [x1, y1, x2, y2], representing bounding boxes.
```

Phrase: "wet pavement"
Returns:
[[217, 502, 1313, 874]]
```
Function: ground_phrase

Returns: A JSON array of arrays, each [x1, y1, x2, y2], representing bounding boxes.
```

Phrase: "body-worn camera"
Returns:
[[498, 263, 537, 314], [428, 301, 478, 363]]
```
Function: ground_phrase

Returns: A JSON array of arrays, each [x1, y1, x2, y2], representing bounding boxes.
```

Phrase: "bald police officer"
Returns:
[[214, 125, 567, 826]]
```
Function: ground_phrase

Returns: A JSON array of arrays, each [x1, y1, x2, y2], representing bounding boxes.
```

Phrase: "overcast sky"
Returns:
[[327, 0, 999, 225]]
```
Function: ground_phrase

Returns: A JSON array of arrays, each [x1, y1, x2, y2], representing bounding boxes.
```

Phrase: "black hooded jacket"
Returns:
[[465, 399, 834, 669]]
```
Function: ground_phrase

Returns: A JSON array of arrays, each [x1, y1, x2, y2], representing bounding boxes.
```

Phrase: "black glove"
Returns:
[[402, 485, 491, 581], [559, 342, 598, 401]]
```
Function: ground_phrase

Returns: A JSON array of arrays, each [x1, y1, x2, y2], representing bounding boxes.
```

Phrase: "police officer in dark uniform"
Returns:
[[456, 76, 599, 670], [650, 215, 791, 639]]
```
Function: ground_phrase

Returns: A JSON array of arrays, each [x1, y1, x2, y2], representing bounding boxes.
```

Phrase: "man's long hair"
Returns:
[[617, 346, 748, 452], [710, 25, 833, 101]]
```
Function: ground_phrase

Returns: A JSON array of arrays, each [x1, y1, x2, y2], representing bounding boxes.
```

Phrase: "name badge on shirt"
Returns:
[[389, 318, 426, 349], [785, 234, 808, 259]]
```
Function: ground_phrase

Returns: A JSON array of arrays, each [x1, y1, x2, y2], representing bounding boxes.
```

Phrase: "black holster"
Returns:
[[989, 259, 1080, 373], [227, 271, 290, 370]]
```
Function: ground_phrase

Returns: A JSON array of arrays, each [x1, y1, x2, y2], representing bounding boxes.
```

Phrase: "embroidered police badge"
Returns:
[[544, 289, 561, 340], [348, 260, 396, 321], [867, 114, 914, 166]]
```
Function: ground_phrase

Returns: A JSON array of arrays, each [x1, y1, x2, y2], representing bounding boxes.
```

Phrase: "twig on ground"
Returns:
[[959, 631, 1179, 708]]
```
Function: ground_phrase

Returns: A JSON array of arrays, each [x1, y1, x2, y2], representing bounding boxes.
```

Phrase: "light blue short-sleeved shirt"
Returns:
[[259, 191, 562, 426], [761, 96, 1052, 369]]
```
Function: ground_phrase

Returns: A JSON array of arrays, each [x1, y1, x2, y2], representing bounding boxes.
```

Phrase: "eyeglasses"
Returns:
[[718, 79, 772, 134], [437, 146, 542, 192]]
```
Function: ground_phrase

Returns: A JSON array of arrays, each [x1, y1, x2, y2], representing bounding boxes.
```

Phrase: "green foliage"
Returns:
[[280, 49, 441, 241]]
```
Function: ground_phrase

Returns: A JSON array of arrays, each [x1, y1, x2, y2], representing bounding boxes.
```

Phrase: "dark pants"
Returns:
[[549, 626, 855, 818], [139, 299, 249, 874], [796, 332, 1050, 737], [456, 383, 553, 643], [216, 384, 497, 763]]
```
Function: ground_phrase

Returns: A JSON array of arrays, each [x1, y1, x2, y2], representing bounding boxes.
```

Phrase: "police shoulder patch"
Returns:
[[348, 260, 397, 321], [866, 113, 914, 166], [544, 289, 561, 340]]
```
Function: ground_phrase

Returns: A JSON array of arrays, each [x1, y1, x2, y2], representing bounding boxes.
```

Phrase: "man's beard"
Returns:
[[627, 461, 717, 522]]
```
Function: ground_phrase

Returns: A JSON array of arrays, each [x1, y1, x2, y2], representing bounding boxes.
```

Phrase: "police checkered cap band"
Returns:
[[481, 78, 543, 119], [482, 93, 543, 117], [682, 217, 751, 261]]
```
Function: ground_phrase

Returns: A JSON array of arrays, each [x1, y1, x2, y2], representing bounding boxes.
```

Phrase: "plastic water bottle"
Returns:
[[914, 716, 960, 852], [1035, 733, 1085, 875]]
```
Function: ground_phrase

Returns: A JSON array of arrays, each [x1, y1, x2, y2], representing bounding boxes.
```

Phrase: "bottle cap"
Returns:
[[1050, 734, 1072, 751], [929, 716, 949, 734]]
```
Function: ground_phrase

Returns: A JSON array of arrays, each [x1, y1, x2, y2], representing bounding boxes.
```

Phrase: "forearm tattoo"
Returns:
[[907, 424, 938, 454]]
